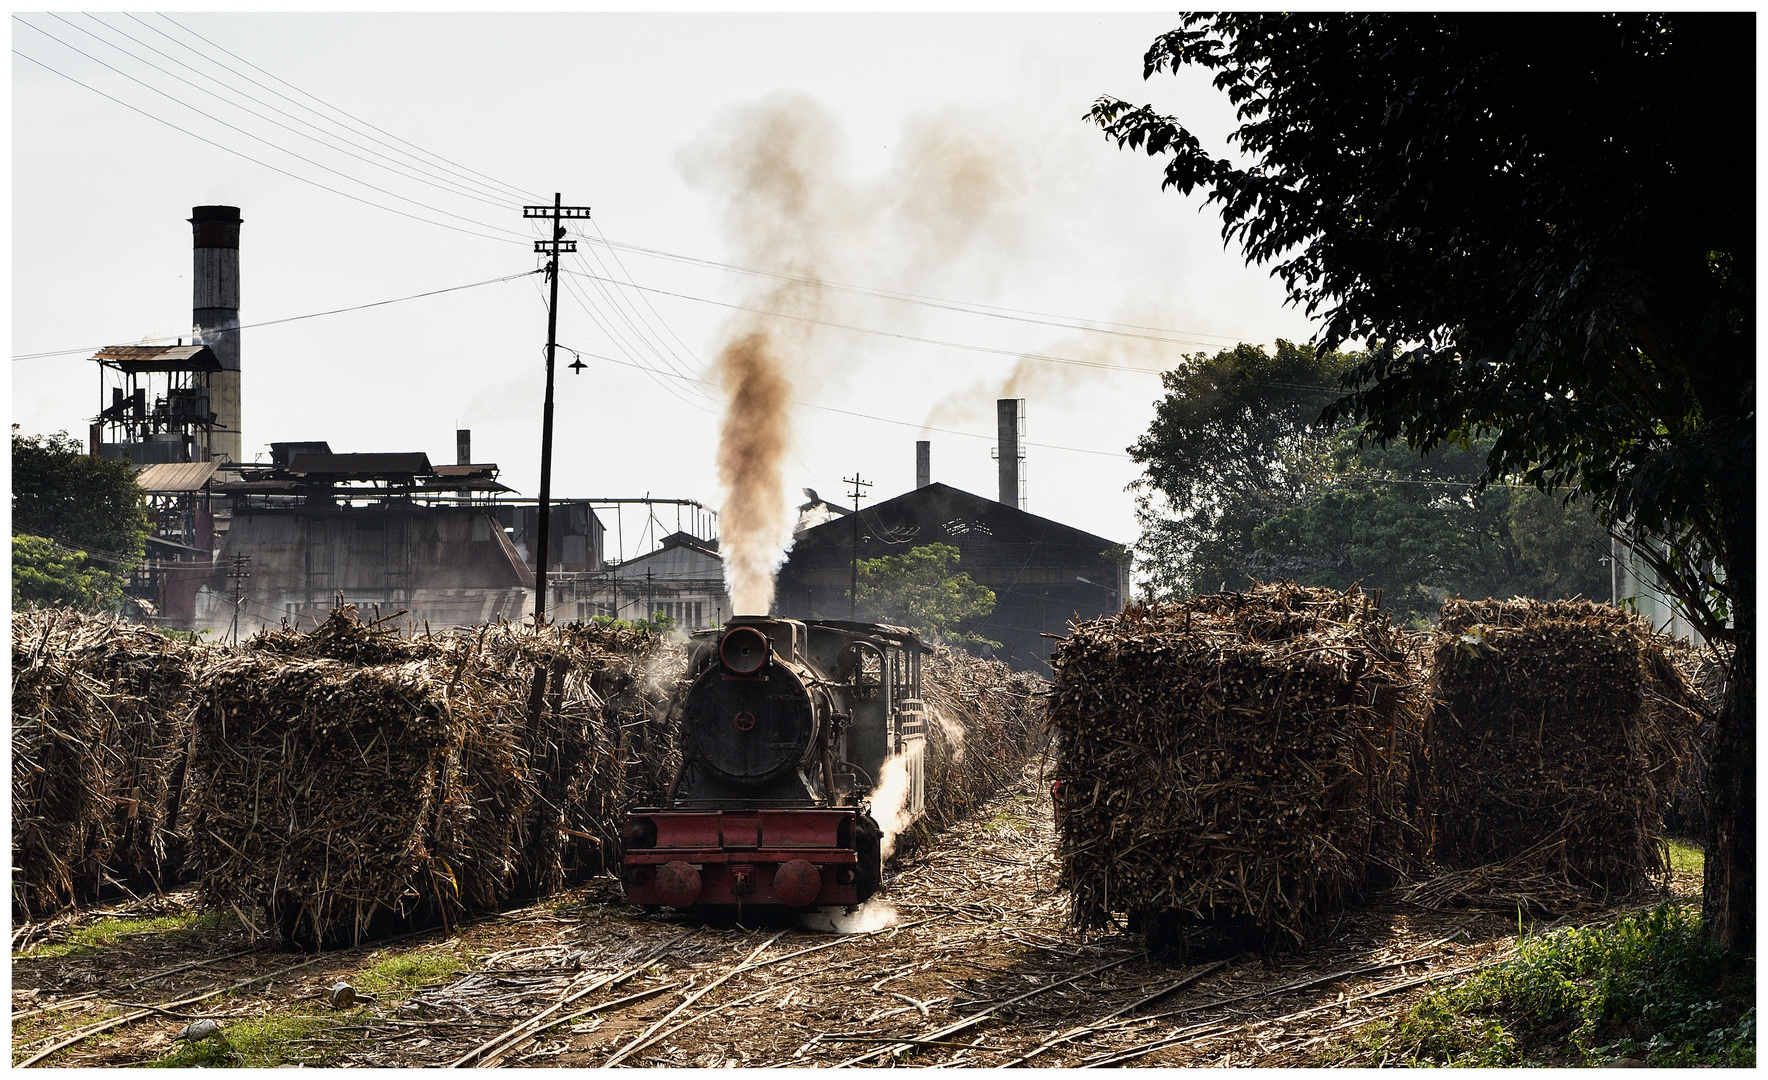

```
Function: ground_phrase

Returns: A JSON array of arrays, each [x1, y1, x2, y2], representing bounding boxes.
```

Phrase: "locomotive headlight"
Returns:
[[719, 626, 770, 675], [624, 816, 658, 849]]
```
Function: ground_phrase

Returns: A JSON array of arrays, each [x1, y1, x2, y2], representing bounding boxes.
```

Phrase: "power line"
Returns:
[[558, 268, 1179, 376], [16, 18, 530, 242], [154, 13, 543, 206], [569, 345, 1134, 459], [45, 14, 521, 213], [578, 233, 1254, 348], [11, 270, 538, 361], [12, 50, 525, 248], [125, 13, 534, 208]]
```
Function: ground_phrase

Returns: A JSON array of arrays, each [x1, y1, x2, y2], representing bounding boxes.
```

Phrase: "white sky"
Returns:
[[11, 12, 1320, 563]]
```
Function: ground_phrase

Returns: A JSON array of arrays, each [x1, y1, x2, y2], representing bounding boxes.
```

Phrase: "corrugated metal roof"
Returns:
[[135, 461, 218, 492], [92, 344, 223, 373]]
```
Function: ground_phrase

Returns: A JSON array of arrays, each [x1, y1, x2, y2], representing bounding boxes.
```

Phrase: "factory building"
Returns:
[[776, 408, 1124, 673], [560, 531, 728, 629], [82, 205, 721, 638]]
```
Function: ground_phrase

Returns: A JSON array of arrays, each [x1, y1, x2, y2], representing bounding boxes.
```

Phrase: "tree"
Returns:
[[1127, 339, 1350, 599], [11, 429, 150, 612], [855, 543, 997, 646], [1252, 432, 1612, 623], [1092, 15, 1753, 951], [12, 535, 126, 611]]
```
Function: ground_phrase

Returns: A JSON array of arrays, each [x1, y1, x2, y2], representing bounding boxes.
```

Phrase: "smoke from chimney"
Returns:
[[683, 93, 1026, 614]]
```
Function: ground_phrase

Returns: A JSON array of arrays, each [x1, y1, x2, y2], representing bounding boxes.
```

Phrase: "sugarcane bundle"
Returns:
[[894, 645, 1047, 855], [1425, 598, 1697, 901], [183, 608, 684, 945], [1048, 582, 1425, 948], [11, 609, 213, 917], [1657, 640, 1728, 840]]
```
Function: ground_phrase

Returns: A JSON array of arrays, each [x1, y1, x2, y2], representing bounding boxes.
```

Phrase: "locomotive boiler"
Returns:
[[621, 616, 927, 914]]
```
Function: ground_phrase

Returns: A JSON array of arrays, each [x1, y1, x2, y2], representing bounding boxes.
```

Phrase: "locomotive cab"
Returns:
[[621, 616, 925, 914]]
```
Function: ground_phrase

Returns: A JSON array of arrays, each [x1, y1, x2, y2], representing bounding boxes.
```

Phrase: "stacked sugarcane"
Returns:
[[893, 645, 1047, 855], [1422, 599, 1699, 903], [1656, 640, 1728, 840], [1048, 583, 1426, 948], [184, 609, 682, 946], [11, 609, 215, 918]]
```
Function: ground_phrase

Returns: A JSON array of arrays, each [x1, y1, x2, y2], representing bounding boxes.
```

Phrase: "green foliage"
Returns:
[[149, 1011, 353, 1068], [354, 951, 467, 997], [1127, 345, 1608, 616], [1090, 13, 1749, 647], [588, 611, 675, 635], [1094, 14, 1753, 950], [1334, 904, 1754, 1067], [855, 543, 997, 646], [1250, 432, 1611, 623], [1666, 838, 1705, 876], [12, 535, 126, 613], [11, 428, 149, 613], [1126, 340, 1351, 600]]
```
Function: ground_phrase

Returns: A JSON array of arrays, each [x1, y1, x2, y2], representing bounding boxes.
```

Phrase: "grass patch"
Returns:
[[1326, 903, 1753, 1067], [23, 912, 225, 960], [147, 1010, 356, 1068], [141, 949, 463, 1067], [1666, 838, 1704, 876], [354, 950, 467, 998]]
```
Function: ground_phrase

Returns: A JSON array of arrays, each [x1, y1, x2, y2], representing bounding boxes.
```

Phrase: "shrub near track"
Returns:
[[1327, 903, 1754, 1067]]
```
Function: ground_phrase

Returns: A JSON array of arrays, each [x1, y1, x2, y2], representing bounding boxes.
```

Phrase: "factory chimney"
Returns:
[[191, 206, 242, 464], [915, 440, 930, 489], [995, 398, 1025, 509], [456, 428, 471, 465]]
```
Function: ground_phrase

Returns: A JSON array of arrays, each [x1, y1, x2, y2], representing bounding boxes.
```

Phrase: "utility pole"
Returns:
[[845, 473, 872, 620], [521, 193, 592, 625], [227, 553, 252, 646]]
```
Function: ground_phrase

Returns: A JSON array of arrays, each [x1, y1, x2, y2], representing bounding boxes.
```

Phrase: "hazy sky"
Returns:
[[11, 12, 1320, 564]]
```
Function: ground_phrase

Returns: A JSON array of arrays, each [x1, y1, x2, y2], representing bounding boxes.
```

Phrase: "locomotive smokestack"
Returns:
[[995, 398, 1024, 509], [191, 205, 242, 464], [915, 440, 930, 489]]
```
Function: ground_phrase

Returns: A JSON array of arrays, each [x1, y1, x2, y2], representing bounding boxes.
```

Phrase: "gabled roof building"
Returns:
[[775, 482, 1124, 672]]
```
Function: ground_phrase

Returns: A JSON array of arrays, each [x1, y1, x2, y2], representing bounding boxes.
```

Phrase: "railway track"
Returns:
[[12, 763, 1672, 1068]]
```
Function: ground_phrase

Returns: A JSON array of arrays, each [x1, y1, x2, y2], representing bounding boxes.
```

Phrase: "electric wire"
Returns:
[[569, 345, 1133, 459], [129, 13, 534, 207], [47, 13, 522, 213], [560, 267, 1179, 376], [152, 13, 543, 206], [15, 18, 529, 243], [11, 271, 538, 362], [12, 49, 525, 248], [579, 233, 1253, 348]]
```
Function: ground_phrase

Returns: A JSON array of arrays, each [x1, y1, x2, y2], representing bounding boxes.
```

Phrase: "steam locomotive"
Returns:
[[621, 616, 927, 914]]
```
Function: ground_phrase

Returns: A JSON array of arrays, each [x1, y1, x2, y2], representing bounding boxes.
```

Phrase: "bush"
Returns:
[[1337, 903, 1754, 1067]]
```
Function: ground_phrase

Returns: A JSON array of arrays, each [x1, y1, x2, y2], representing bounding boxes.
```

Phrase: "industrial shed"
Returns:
[[775, 482, 1125, 672]]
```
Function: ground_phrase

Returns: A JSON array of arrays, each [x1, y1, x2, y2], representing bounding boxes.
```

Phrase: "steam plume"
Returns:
[[685, 93, 1030, 614]]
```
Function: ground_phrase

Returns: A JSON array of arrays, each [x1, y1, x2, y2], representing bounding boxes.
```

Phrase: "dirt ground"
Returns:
[[12, 766, 1699, 1068]]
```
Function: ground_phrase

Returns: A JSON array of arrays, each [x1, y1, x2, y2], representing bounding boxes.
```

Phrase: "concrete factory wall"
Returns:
[[191, 505, 535, 637], [776, 482, 1125, 673]]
